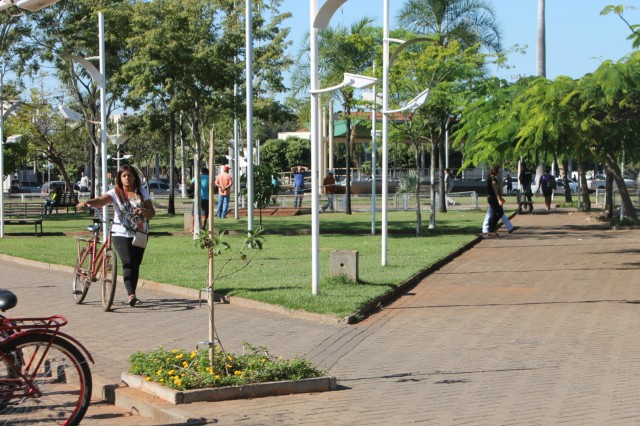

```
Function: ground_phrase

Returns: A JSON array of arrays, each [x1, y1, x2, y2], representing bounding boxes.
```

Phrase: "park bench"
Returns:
[[4, 202, 44, 236], [53, 191, 79, 214]]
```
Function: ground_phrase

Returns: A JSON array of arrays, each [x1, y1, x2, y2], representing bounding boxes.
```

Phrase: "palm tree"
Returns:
[[397, 0, 502, 217], [398, 0, 502, 52], [317, 18, 378, 214]]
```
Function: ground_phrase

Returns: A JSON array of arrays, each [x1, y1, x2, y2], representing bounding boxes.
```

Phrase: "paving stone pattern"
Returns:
[[2, 210, 640, 424]]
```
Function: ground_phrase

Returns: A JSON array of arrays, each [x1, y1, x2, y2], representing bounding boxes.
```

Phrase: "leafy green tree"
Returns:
[[260, 138, 288, 172], [601, 4, 640, 49], [284, 137, 310, 168], [395, 0, 502, 228], [240, 163, 278, 228]]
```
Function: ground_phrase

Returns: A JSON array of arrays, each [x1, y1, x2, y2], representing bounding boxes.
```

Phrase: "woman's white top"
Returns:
[[107, 187, 151, 238]]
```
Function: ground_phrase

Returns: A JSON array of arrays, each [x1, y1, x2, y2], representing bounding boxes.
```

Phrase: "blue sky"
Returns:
[[279, 0, 637, 82]]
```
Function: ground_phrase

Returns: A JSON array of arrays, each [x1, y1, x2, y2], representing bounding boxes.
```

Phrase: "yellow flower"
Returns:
[[183, 361, 189, 368], [159, 379, 164, 383], [261, 358, 266, 363], [172, 349, 179, 353], [145, 377, 151, 381], [215, 375, 221, 379], [234, 370, 242, 376], [168, 370, 175, 375], [157, 369, 162, 375], [227, 355, 233, 361], [175, 354, 184, 360], [226, 364, 232, 368], [190, 351, 197, 359]]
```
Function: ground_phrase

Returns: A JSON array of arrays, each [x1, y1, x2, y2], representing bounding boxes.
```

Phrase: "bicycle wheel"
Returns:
[[101, 248, 118, 311], [0, 333, 92, 425], [72, 247, 91, 304]]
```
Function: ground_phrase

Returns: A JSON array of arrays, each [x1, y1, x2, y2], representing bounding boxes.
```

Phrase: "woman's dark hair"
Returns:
[[115, 164, 143, 202]]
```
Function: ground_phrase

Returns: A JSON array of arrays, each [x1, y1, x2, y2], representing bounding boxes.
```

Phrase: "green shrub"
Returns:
[[129, 343, 325, 390]]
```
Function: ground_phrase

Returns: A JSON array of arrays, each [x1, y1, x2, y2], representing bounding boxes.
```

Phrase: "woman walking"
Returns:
[[77, 165, 155, 306]]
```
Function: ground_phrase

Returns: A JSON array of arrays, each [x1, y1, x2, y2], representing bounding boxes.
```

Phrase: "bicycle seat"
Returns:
[[86, 224, 100, 233], [0, 290, 17, 311]]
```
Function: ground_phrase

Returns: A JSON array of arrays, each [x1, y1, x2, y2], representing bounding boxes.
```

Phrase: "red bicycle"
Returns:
[[72, 207, 118, 311], [0, 289, 93, 425]]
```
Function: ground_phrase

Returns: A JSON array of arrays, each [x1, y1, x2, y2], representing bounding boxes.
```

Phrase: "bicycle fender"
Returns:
[[1, 329, 95, 364]]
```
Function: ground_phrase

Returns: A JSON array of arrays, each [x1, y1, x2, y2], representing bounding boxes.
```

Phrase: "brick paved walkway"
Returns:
[[2, 210, 640, 424]]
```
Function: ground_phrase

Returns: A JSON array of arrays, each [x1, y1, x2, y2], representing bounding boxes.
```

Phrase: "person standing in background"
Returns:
[[190, 168, 210, 228], [215, 165, 233, 219], [322, 170, 336, 212], [291, 165, 308, 208]]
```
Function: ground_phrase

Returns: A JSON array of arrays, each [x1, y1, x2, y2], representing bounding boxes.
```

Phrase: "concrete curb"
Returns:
[[122, 373, 338, 404]]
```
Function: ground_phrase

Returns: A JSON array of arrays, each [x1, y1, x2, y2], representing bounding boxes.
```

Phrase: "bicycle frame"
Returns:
[[74, 209, 113, 283]]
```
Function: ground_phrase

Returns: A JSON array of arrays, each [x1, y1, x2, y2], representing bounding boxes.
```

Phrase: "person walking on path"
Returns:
[[214, 165, 233, 219], [444, 168, 456, 206], [291, 165, 308, 208], [190, 168, 210, 228], [76, 164, 155, 307], [537, 167, 556, 210], [322, 170, 336, 212], [485, 165, 505, 238], [506, 173, 513, 194]]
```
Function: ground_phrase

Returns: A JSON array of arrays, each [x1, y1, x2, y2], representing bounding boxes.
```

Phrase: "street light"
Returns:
[[310, 0, 378, 295], [108, 134, 129, 171], [0, 0, 61, 11], [380, 3, 432, 266], [0, 0, 60, 239]]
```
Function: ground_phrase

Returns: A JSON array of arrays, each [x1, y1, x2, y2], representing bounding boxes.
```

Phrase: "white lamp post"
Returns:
[[246, 0, 254, 232], [0, 0, 60, 239], [108, 134, 129, 172]]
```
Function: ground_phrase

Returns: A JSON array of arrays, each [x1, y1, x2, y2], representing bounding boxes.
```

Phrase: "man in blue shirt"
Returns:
[[291, 165, 307, 208], [190, 168, 210, 228]]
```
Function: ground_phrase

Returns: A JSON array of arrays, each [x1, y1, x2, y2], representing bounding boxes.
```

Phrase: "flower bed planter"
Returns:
[[121, 372, 338, 404]]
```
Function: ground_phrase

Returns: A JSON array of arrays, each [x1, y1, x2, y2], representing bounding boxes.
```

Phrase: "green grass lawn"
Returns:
[[0, 204, 496, 318]]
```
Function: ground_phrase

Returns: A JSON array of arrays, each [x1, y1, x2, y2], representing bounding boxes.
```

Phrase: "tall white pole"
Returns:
[[0, 76, 4, 239], [381, 0, 390, 266], [99, 12, 108, 238], [310, 0, 320, 295], [233, 81, 239, 220], [371, 69, 377, 235], [245, 0, 254, 231]]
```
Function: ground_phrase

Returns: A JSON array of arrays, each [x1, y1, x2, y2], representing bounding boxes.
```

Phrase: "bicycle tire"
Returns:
[[101, 248, 118, 311], [72, 247, 91, 304], [0, 333, 92, 425]]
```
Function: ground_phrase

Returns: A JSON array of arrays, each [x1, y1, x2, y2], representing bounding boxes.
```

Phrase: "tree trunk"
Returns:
[[414, 145, 422, 236], [168, 111, 176, 216], [438, 119, 447, 213], [605, 152, 638, 222], [429, 140, 437, 229], [345, 116, 352, 215], [558, 160, 572, 203], [604, 168, 614, 218], [577, 159, 591, 211]]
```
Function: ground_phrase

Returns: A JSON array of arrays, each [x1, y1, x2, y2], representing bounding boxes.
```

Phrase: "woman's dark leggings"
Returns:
[[112, 236, 146, 297]]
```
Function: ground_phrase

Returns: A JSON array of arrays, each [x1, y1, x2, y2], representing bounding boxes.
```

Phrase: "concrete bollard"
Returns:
[[330, 250, 359, 282]]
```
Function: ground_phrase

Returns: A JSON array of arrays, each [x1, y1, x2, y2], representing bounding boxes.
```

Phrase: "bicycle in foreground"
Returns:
[[0, 289, 93, 425], [72, 207, 118, 311]]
